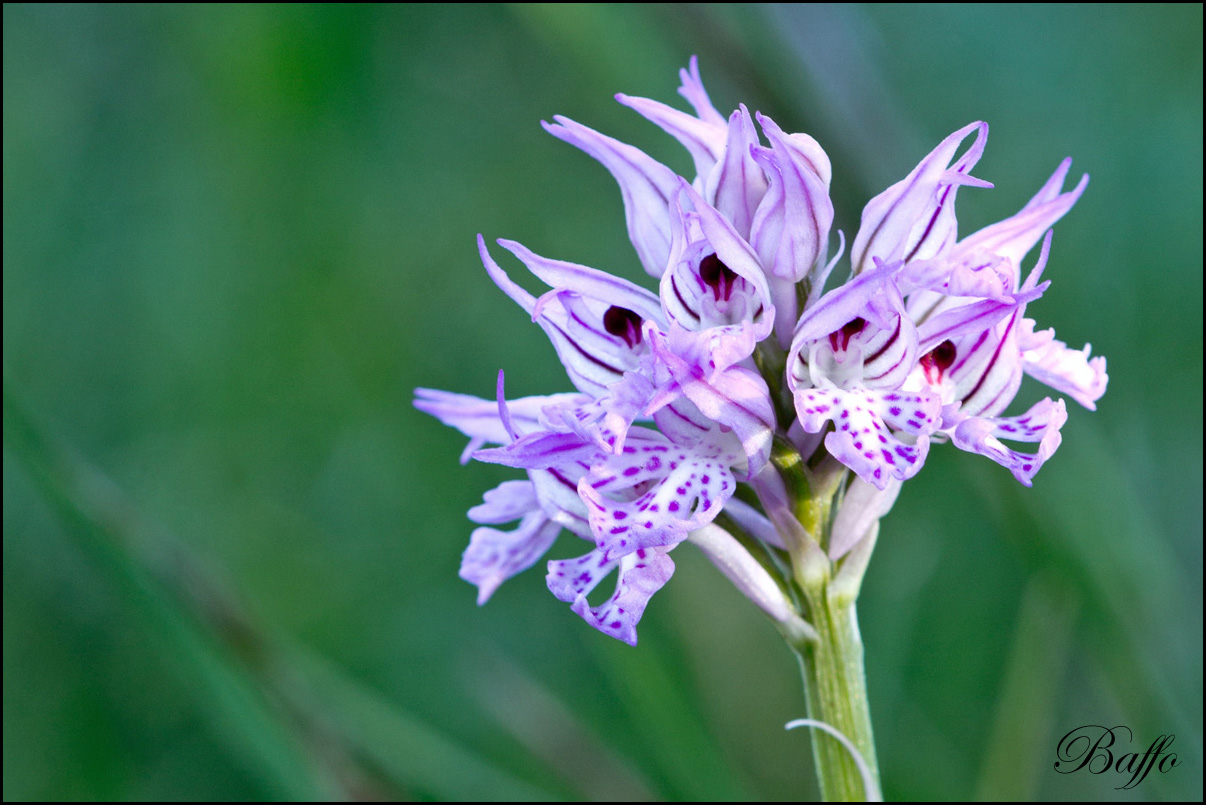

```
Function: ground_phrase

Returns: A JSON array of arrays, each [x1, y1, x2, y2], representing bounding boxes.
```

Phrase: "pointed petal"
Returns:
[[958, 160, 1088, 274], [950, 398, 1067, 486], [749, 114, 834, 346], [901, 252, 1014, 302], [547, 545, 616, 604], [548, 545, 675, 646], [1023, 336, 1108, 410], [544, 116, 679, 278], [616, 91, 726, 181], [540, 372, 658, 455], [468, 479, 539, 524], [852, 122, 991, 275], [499, 239, 664, 324], [829, 477, 900, 560], [705, 105, 768, 239], [461, 510, 562, 605], [750, 112, 834, 283], [481, 238, 657, 397], [915, 283, 1046, 354], [479, 233, 537, 314], [475, 429, 598, 470], [721, 497, 786, 550], [676, 55, 727, 127], [414, 387, 586, 462], [688, 523, 793, 623]]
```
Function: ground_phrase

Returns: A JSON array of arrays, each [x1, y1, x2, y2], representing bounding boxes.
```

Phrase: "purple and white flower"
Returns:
[[416, 58, 1106, 641]]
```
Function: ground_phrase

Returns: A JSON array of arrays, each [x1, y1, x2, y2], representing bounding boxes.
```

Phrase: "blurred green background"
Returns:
[[4, 4, 1201, 801]]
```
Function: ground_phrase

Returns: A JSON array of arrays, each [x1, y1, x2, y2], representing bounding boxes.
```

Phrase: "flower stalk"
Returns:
[[793, 595, 878, 801], [771, 459, 878, 802]]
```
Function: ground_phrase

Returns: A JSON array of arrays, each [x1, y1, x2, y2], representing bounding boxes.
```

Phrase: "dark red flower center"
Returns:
[[920, 339, 957, 383], [829, 317, 867, 352], [699, 253, 739, 302], [603, 305, 644, 348]]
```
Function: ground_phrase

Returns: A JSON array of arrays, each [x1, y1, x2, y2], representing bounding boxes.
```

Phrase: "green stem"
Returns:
[[790, 586, 879, 802], [779, 458, 879, 801]]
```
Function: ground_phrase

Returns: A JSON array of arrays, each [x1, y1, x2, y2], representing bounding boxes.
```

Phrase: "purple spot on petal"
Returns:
[[890, 406, 902, 417]]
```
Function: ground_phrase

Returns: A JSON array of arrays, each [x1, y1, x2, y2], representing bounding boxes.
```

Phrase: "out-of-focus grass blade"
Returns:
[[590, 632, 749, 801], [507, 3, 681, 94], [3, 387, 555, 802], [975, 573, 1079, 801], [1025, 429, 1200, 749], [297, 650, 554, 802], [468, 650, 656, 801], [3, 387, 337, 801]]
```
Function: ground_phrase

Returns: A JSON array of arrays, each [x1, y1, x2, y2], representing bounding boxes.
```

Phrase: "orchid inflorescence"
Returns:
[[416, 58, 1107, 646]]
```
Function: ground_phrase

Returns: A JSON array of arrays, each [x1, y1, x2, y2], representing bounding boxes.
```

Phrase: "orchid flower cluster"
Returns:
[[416, 58, 1106, 646]]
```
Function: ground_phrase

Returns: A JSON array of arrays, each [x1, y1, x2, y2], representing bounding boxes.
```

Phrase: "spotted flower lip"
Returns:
[[415, 58, 1106, 643]]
